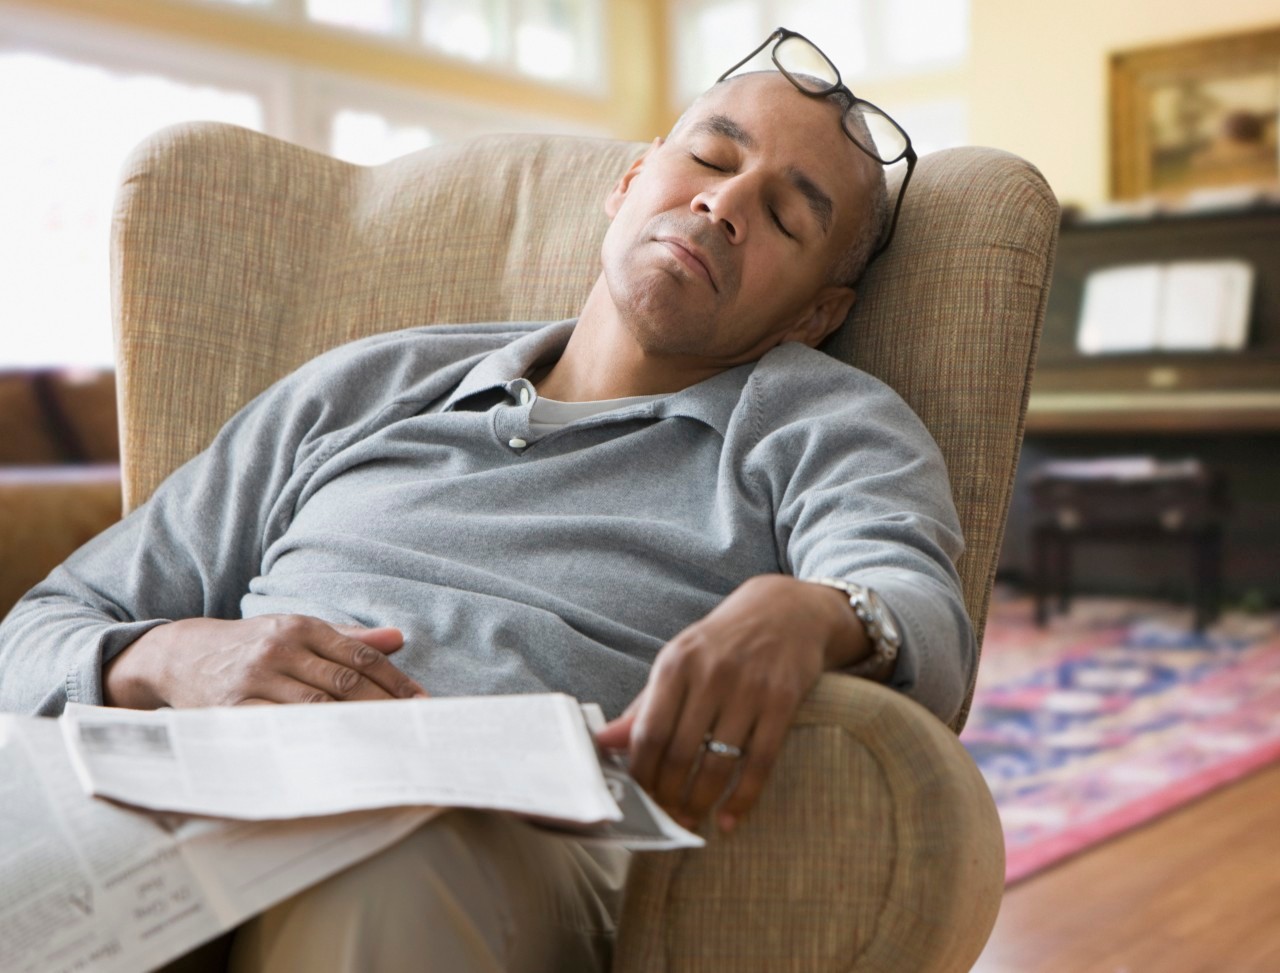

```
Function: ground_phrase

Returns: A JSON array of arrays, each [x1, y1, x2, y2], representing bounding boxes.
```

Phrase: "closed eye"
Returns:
[[690, 153, 727, 172], [770, 208, 797, 241]]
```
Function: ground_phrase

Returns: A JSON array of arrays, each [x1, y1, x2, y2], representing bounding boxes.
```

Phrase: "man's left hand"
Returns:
[[595, 574, 866, 834]]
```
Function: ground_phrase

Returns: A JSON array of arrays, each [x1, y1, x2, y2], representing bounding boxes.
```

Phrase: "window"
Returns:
[[329, 110, 436, 165], [882, 0, 967, 71], [671, 0, 969, 100], [891, 98, 968, 157], [0, 31, 270, 368], [511, 0, 599, 84], [669, 0, 971, 163], [421, 0, 500, 61], [303, 72, 600, 166], [675, 0, 759, 103], [192, 0, 605, 87], [307, 0, 403, 36], [0, 6, 605, 367]]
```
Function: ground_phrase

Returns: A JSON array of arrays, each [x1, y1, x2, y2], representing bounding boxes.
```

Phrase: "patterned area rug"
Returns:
[[962, 590, 1280, 884]]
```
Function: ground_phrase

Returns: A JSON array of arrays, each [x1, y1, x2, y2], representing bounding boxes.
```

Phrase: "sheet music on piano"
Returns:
[[1077, 260, 1254, 354]]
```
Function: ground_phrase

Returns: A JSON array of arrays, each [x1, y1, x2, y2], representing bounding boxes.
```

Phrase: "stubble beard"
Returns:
[[603, 216, 737, 359]]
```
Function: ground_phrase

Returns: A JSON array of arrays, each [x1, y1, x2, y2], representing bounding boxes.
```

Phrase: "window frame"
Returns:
[[174, 0, 610, 92], [0, 3, 610, 367], [666, 0, 970, 107]]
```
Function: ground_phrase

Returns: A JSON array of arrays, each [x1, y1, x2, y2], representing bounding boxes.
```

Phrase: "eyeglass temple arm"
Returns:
[[873, 148, 917, 259], [716, 29, 786, 84]]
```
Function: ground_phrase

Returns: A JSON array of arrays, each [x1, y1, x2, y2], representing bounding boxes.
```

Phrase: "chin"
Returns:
[[624, 314, 709, 359]]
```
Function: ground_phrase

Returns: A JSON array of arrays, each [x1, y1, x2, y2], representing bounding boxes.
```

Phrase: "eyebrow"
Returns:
[[690, 113, 757, 150], [786, 166, 834, 235], [690, 113, 835, 236]]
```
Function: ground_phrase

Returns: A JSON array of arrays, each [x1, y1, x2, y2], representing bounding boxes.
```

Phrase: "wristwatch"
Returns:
[[807, 577, 902, 676]]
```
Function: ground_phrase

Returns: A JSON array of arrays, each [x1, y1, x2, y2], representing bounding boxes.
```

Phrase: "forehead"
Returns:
[[681, 73, 849, 155], [678, 73, 873, 233]]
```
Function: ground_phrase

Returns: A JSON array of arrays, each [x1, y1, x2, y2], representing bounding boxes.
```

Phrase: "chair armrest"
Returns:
[[614, 673, 1004, 973], [0, 466, 123, 616]]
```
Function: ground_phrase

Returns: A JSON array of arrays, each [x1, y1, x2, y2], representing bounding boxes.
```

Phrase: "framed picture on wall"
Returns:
[[1110, 25, 1280, 200]]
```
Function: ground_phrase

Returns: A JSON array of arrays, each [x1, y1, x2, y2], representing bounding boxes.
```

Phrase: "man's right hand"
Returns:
[[103, 615, 427, 709]]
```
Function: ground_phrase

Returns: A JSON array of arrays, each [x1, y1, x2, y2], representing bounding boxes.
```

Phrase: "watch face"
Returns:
[[866, 590, 901, 645]]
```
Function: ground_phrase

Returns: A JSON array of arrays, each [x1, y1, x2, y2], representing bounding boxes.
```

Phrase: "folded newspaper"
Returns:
[[1, 694, 700, 973]]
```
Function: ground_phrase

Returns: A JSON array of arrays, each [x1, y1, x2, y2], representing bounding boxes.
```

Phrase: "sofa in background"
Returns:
[[0, 368, 123, 616]]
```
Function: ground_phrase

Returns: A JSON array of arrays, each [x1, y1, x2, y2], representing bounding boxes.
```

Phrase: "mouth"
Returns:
[[656, 236, 718, 292]]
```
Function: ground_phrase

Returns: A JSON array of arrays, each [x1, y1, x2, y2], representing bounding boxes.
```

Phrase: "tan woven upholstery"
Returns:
[[616, 676, 1007, 972], [112, 123, 1058, 972]]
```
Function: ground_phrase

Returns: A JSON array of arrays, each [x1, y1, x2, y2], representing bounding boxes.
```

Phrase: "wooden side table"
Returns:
[[1030, 462, 1228, 632]]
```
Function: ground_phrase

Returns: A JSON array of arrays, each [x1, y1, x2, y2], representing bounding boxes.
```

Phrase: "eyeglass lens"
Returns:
[[855, 109, 910, 164], [774, 35, 838, 88], [773, 35, 908, 164]]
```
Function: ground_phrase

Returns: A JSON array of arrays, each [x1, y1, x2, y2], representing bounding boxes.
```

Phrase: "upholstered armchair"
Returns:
[[113, 124, 1057, 971]]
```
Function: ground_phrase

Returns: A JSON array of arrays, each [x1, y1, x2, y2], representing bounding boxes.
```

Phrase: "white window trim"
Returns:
[[173, 0, 608, 93], [300, 69, 604, 157]]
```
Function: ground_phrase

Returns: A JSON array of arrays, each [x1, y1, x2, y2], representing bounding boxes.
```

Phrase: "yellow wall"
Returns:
[[969, 0, 1280, 206]]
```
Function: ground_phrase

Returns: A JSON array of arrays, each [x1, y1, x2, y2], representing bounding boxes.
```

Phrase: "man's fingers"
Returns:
[[594, 710, 636, 751], [143, 615, 425, 708], [276, 649, 388, 701], [715, 713, 790, 831], [678, 714, 753, 824], [236, 670, 339, 706], [331, 625, 405, 653], [625, 672, 685, 793], [251, 644, 420, 705], [307, 626, 425, 700], [650, 682, 721, 811], [252, 622, 422, 706]]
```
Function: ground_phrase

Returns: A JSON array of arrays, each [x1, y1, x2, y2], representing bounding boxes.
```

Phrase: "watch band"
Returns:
[[806, 576, 902, 676]]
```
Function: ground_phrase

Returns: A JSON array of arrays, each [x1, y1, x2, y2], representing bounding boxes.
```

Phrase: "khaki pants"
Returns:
[[227, 810, 630, 973]]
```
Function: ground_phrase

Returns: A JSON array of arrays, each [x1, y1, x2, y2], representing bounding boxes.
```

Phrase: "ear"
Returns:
[[780, 285, 858, 348], [605, 137, 663, 219]]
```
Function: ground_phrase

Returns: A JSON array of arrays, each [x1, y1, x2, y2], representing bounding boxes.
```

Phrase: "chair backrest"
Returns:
[[112, 124, 1058, 729]]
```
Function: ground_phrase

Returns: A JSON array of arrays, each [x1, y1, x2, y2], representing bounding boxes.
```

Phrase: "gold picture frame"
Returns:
[[1110, 26, 1280, 199]]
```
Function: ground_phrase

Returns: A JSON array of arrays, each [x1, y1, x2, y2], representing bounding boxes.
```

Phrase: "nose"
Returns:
[[691, 177, 751, 243]]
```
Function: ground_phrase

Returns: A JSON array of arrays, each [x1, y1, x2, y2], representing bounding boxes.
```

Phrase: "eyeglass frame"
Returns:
[[716, 26, 917, 261]]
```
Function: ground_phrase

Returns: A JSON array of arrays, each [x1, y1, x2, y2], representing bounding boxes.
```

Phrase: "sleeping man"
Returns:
[[0, 28, 971, 973]]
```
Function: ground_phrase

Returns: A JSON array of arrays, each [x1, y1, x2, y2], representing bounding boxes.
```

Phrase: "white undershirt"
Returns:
[[527, 391, 667, 436]]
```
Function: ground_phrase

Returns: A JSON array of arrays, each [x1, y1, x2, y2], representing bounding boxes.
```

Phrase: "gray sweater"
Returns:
[[0, 320, 974, 722]]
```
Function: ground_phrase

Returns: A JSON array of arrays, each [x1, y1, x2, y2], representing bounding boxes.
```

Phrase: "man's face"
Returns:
[[598, 72, 876, 367]]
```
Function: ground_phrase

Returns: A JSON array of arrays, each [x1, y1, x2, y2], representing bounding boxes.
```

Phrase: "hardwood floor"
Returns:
[[972, 761, 1280, 973]]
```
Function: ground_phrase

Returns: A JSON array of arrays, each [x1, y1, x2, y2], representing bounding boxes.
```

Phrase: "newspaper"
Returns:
[[571, 703, 705, 850], [61, 694, 622, 824], [0, 715, 437, 973], [1, 694, 700, 973], [57, 696, 701, 850], [59, 693, 700, 849]]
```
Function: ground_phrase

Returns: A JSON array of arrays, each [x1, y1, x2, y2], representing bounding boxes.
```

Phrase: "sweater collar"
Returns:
[[441, 319, 755, 438]]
